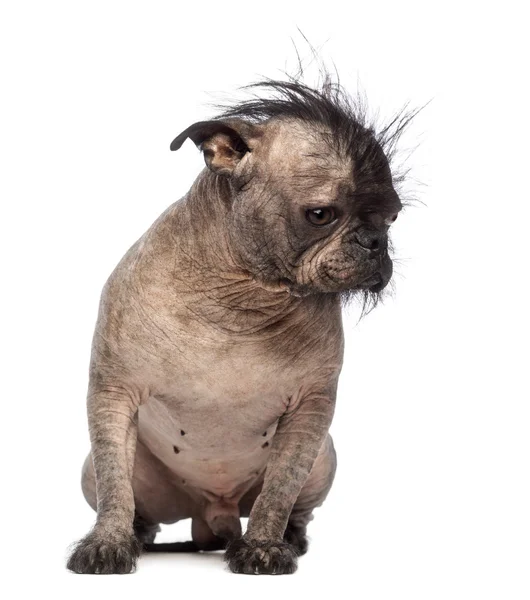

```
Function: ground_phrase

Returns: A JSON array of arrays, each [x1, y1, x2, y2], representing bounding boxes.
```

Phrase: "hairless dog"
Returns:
[[67, 77, 413, 575]]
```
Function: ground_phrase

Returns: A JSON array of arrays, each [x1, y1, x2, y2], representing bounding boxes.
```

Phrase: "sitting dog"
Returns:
[[67, 77, 408, 575]]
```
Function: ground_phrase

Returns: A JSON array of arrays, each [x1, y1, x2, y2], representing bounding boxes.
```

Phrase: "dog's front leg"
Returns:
[[67, 383, 141, 574], [225, 387, 336, 575]]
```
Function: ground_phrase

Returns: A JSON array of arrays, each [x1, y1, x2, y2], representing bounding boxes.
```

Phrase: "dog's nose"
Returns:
[[353, 227, 386, 252]]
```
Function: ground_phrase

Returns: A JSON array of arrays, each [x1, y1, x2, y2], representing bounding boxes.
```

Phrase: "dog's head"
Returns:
[[171, 80, 413, 305]]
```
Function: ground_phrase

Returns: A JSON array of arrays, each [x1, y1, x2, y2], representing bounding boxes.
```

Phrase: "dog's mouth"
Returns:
[[268, 254, 393, 298], [322, 254, 393, 294], [359, 272, 385, 292]]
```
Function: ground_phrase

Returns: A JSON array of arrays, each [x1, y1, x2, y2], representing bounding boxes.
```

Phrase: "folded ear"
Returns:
[[170, 120, 253, 176]]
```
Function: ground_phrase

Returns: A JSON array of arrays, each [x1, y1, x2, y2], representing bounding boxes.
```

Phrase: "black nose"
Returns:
[[353, 227, 386, 252]]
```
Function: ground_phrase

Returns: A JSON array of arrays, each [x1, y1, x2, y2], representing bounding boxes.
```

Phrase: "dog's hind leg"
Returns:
[[133, 512, 161, 545]]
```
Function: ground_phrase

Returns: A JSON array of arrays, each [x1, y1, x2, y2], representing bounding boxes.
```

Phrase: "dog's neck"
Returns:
[[143, 169, 325, 336]]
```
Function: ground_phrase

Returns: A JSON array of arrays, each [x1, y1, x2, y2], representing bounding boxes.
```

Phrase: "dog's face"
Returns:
[[231, 119, 401, 297], [172, 110, 402, 300]]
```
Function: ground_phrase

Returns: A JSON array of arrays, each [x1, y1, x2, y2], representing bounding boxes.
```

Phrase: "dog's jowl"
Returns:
[[67, 78, 409, 575]]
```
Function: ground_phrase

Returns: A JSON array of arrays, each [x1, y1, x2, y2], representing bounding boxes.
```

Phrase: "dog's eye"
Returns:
[[306, 207, 336, 226]]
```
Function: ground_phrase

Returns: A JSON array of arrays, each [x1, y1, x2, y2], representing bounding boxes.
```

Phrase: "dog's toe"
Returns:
[[225, 538, 298, 575], [67, 529, 141, 574]]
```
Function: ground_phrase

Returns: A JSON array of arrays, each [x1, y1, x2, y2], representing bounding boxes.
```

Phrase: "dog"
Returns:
[[67, 75, 412, 575]]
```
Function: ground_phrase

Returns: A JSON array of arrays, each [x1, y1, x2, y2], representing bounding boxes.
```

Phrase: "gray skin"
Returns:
[[67, 116, 401, 575]]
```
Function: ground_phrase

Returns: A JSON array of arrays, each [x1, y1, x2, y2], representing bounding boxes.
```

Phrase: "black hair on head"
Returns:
[[215, 65, 423, 205]]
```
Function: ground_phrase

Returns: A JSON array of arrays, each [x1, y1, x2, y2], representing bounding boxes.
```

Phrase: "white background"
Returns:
[[1, 1, 529, 598]]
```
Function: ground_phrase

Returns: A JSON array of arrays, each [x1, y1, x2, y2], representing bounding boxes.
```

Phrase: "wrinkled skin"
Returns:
[[67, 115, 401, 575]]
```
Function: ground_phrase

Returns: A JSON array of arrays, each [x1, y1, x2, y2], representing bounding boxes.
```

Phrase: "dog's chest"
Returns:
[[131, 288, 343, 498], [137, 351, 296, 497]]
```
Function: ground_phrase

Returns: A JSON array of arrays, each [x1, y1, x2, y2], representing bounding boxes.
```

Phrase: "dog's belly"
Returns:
[[137, 387, 287, 501]]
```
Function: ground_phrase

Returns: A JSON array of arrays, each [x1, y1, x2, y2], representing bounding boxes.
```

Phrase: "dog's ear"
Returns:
[[170, 120, 255, 176]]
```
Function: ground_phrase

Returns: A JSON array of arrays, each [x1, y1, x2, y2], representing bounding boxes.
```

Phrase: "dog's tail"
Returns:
[[143, 541, 201, 552], [138, 509, 238, 553], [143, 538, 226, 553]]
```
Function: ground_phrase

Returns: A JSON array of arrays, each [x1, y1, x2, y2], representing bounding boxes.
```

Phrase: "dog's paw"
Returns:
[[67, 529, 141, 574], [284, 523, 309, 556], [225, 538, 298, 575]]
